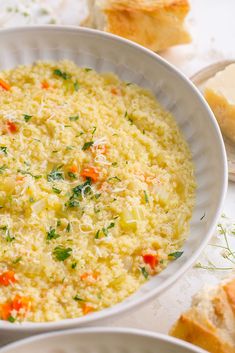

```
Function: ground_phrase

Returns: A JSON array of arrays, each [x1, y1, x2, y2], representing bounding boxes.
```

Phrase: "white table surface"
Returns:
[[0, 0, 235, 342]]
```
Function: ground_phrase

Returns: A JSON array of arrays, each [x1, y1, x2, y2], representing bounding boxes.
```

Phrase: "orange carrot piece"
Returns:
[[16, 175, 25, 183], [0, 302, 12, 320], [81, 166, 99, 182], [12, 295, 31, 312], [41, 81, 50, 89], [82, 303, 94, 315], [0, 79, 10, 91], [0, 271, 17, 286], [143, 254, 158, 269], [92, 144, 108, 155], [6, 121, 18, 133], [69, 165, 78, 173], [80, 271, 99, 281]]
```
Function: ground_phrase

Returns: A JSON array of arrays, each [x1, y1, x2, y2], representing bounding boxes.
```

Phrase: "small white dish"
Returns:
[[191, 60, 235, 182], [0, 26, 227, 338], [0, 327, 207, 353]]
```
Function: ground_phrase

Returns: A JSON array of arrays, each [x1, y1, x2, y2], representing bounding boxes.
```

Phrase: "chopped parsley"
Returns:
[[102, 222, 115, 237], [168, 251, 184, 259], [47, 166, 64, 182], [72, 179, 92, 199], [47, 228, 60, 240], [0, 146, 7, 155], [200, 213, 206, 221], [69, 115, 79, 121], [66, 200, 80, 208], [74, 81, 79, 91], [8, 316, 16, 323], [107, 176, 121, 182], [12, 257, 22, 264], [6, 230, 15, 242], [95, 230, 100, 239], [18, 169, 42, 179], [73, 295, 84, 301], [57, 220, 61, 227], [144, 190, 149, 203], [66, 222, 71, 233], [91, 126, 97, 136], [23, 114, 32, 122], [140, 267, 148, 279], [71, 261, 77, 269], [84, 68, 92, 72], [68, 172, 77, 179], [53, 69, 71, 80], [0, 226, 7, 231], [53, 246, 72, 261], [112, 162, 118, 167], [0, 165, 7, 174], [52, 187, 62, 194], [82, 141, 94, 151]]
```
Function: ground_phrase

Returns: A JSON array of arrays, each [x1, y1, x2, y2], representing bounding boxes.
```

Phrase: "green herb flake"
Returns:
[[18, 169, 42, 180], [168, 251, 184, 259], [47, 167, 64, 182], [23, 114, 32, 122], [0, 146, 7, 155], [47, 227, 60, 240], [52, 187, 62, 194], [102, 222, 115, 237], [82, 141, 94, 151], [29, 197, 35, 203], [66, 222, 71, 233], [71, 261, 77, 269], [84, 68, 92, 72], [53, 69, 71, 80], [144, 190, 149, 203], [53, 246, 72, 261], [107, 176, 121, 182], [12, 256, 22, 264], [200, 213, 206, 221], [69, 115, 79, 121], [8, 316, 16, 323], [68, 172, 77, 179], [140, 267, 148, 279], [74, 81, 79, 91], [6, 231, 15, 242], [95, 230, 100, 239], [0, 226, 7, 231], [73, 295, 84, 301], [66, 200, 80, 208], [91, 126, 97, 136], [57, 220, 61, 227], [0, 165, 7, 174], [112, 162, 118, 167]]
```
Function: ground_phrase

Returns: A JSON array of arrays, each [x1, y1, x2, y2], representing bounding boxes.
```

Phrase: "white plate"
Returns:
[[191, 60, 235, 182], [0, 26, 227, 337], [0, 327, 207, 353]]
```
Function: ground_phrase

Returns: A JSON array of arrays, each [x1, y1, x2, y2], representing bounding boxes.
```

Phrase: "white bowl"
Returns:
[[0, 26, 227, 335], [0, 327, 207, 353]]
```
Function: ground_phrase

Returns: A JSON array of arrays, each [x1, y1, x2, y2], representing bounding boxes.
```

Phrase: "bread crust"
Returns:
[[82, 0, 191, 52], [170, 279, 235, 353]]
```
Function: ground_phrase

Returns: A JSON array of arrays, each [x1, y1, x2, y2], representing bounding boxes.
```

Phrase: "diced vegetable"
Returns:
[[0, 79, 10, 91], [82, 303, 94, 315], [0, 270, 17, 286], [69, 165, 78, 173], [6, 121, 18, 133], [81, 166, 99, 182], [41, 81, 50, 89], [143, 254, 158, 269]]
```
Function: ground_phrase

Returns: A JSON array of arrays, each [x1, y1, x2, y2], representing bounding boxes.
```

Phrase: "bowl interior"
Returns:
[[0, 26, 227, 331], [0, 328, 207, 353]]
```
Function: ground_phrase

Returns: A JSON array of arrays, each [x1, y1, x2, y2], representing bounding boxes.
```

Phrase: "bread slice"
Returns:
[[82, 0, 191, 52], [170, 279, 235, 353]]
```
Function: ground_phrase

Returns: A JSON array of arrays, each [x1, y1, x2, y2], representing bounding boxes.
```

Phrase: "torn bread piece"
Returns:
[[82, 0, 191, 52], [170, 279, 235, 353]]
